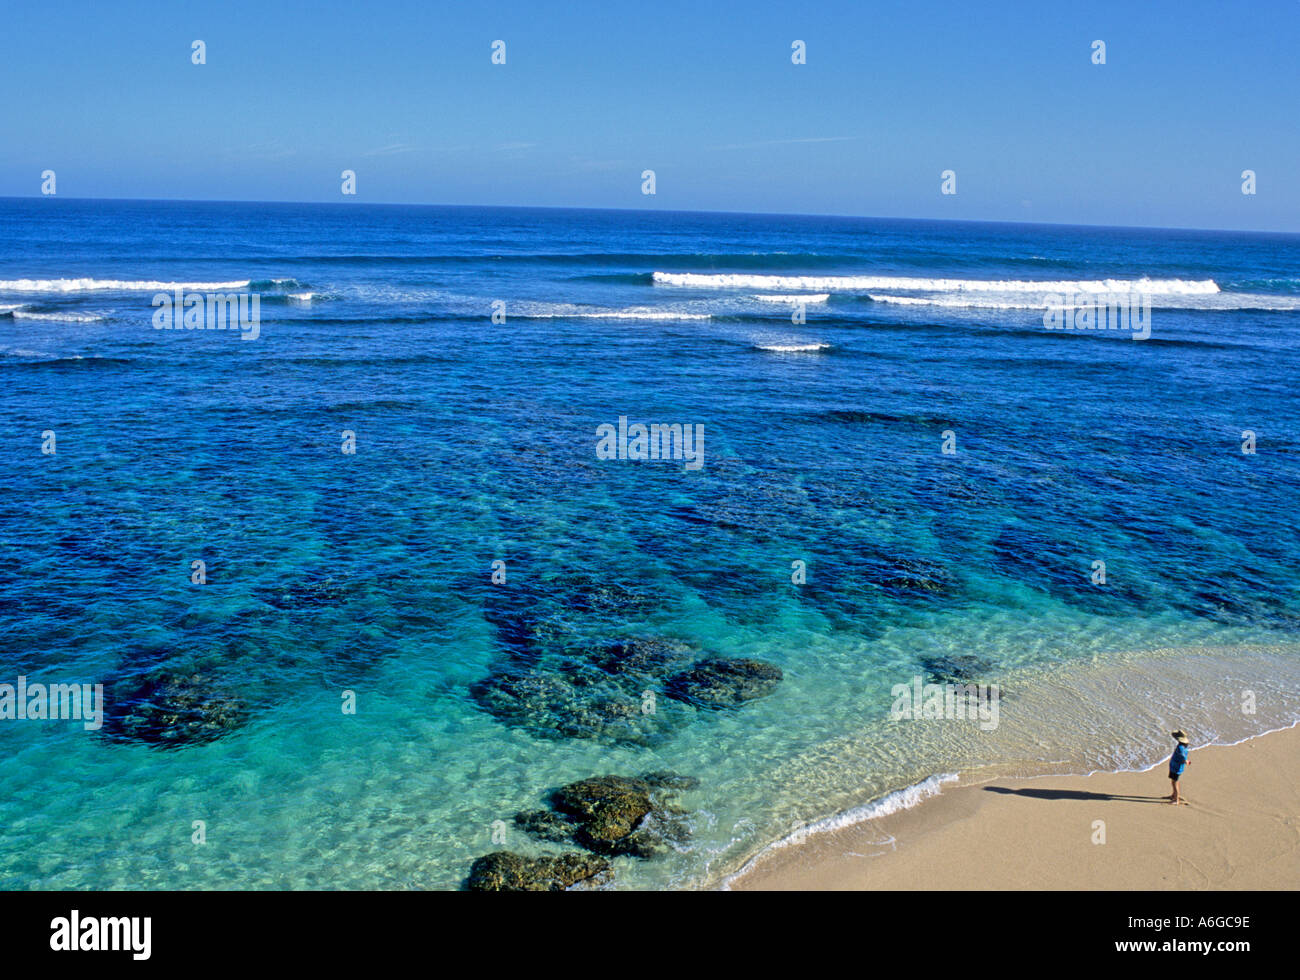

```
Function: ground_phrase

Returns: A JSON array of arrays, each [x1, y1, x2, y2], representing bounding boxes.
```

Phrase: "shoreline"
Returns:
[[727, 722, 1300, 890]]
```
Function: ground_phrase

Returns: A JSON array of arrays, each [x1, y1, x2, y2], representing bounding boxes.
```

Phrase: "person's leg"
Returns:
[[1169, 776, 1180, 804]]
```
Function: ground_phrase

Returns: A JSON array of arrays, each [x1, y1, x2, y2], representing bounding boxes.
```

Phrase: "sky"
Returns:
[[2, 0, 1297, 231]]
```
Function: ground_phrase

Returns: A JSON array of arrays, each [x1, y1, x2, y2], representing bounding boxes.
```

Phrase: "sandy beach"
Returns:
[[731, 724, 1300, 890]]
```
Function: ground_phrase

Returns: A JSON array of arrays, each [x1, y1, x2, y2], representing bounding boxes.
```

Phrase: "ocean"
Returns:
[[2, 198, 1299, 889]]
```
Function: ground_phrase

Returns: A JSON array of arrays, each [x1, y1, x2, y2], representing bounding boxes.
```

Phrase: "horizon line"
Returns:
[[3, 194, 1295, 239]]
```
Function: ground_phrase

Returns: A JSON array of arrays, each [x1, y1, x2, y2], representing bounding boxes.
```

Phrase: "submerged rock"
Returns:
[[464, 851, 611, 891], [100, 671, 247, 748], [618, 808, 692, 859], [469, 670, 573, 729], [468, 666, 677, 745], [639, 770, 700, 791], [259, 577, 348, 610], [549, 573, 658, 617], [514, 808, 575, 843], [664, 657, 783, 708], [549, 774, 692, 858], [919, 653, 996, 685], [591, 637, 698, 677], [877, 558, 956, 596]]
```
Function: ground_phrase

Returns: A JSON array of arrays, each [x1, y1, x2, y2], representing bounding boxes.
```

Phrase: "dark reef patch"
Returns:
[[467, 665, 679, 745], [100, 670, 248, 748], [464, 851, 611, 891], [664, 658, 783, 708]]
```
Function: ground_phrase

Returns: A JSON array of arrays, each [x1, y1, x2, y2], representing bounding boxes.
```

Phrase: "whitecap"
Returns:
[[654, 271, 1222, 295], [754, 341, 832, 352], [13, 311, 109, 322], [0, 278, 251, 293]]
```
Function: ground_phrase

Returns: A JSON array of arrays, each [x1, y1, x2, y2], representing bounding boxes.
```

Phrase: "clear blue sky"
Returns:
[[3, 0, 1297, 231]]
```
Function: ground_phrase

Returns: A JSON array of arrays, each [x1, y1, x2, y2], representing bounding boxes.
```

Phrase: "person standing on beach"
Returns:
[[1168, 729, 1190, 805]]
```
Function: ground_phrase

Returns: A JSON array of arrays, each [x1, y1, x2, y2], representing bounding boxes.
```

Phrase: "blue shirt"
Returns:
[[1169, 743, 1188, 775]]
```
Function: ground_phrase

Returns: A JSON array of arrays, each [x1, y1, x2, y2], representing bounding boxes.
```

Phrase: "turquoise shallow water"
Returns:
[[2, 200, 1299, 888]]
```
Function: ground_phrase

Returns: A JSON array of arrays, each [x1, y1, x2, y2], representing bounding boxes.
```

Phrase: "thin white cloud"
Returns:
[[363, 143, 422, 157]]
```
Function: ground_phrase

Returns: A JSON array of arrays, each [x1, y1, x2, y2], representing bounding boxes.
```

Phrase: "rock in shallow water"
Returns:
[[100, 671, 248, 748], [467, 665, 679, 745], [639, 770, 701, 791], [920, 653, 996, 685], [513, 808, 575, 843], [664, 658, 783, 708], [464, 851, 611, 891], [551, 775, 652, 850], [546, 773, 693, 858], [591, 637, 698, 677]]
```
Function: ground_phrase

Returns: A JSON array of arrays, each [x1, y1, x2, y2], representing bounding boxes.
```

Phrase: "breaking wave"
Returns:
[[0, 278, 253, 293], [653, 271, 1222, 295], [753, 341, 832, 352], [12, 310, 109, 322]]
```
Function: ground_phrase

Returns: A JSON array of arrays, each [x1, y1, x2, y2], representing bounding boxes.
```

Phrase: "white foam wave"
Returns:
[[868, 292, 1300, 312], [754, 341, 832, 352], [720, 773, 958, 889], [13, 311, 109, 322], [867, 294, 1046, 310], [753, 293, 830, 304], [287, 292, 314, 304], [0, 278, 251, 293], [654, 271, 1222, 295]]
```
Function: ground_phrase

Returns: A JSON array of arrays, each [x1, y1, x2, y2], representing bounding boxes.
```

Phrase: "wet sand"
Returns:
[[730, 724, 1300, 890]]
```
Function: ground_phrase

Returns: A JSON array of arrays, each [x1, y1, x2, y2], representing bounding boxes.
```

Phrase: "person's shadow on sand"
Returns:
[[983, 787, 1166, 803]]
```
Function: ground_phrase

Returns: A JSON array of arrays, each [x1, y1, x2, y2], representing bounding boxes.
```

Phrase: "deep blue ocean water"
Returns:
[[2, 199, 1299, 889]]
